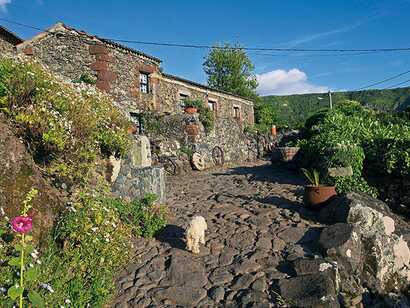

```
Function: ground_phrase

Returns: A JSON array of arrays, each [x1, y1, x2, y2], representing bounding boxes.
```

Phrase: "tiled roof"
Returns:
[[162, 73, 254, 103], [0, 25, 23, 45]]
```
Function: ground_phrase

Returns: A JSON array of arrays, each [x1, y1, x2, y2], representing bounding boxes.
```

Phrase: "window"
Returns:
[[130, 112, 143, 134], [233, 106, 240, 119], [208, 100, 216, 112], [179, 93, 189, 108], [139, 72, 149, 93]]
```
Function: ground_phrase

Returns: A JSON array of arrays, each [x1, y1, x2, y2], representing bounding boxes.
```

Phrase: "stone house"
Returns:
[[14, 22, 256, 163], [15, 23, 254, 125], [0, 25, 23, 54]]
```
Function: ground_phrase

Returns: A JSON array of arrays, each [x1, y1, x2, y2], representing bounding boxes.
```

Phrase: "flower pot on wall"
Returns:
[[303, 185, 337, 210], [127, 125, 138, 135], [185, 107, 198, 114], [277, 146, 300, 162]]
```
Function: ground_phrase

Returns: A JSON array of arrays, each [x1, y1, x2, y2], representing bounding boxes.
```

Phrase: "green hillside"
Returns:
[[261, 87, 410, 128]]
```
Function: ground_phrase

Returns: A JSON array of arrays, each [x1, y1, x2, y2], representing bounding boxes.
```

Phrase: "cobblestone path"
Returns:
[[112, 161, 324, 307]]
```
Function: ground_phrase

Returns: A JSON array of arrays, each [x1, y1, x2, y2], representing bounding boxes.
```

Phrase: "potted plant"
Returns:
[[184, 106, 198, 114], [302, 168, 336, 209], [184, 99, 202, 114]]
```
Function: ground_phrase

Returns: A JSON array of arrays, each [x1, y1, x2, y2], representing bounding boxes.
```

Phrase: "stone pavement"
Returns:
[[111, 161, 325, 307]]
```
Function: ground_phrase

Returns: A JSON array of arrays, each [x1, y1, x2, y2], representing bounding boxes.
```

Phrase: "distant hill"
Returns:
[[261, 87, 410, 128]]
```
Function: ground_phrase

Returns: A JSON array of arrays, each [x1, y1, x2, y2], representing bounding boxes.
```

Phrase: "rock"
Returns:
[[251, 277, 267, 292], [231, 260, 261, 275], [235, 289, 270, 307], [318, 193, 410, 295], [162, 252, 207, 288], [208, 286, 225, 302], [272, 237, 286, 252], [112, 165, 165, 203], [230, 273, 256, 290], [152, 286, 207, 307], [278, 226, 306, 243], [293, 258, 338, 277], [318, 223, 363, 296], [219, 248, 236, 266], [209, 267, 234, 285], [278, 272, 340, 308], [318, 192, 392, 225], [0, 115, 64, 243], [210, 242, 224, 255]]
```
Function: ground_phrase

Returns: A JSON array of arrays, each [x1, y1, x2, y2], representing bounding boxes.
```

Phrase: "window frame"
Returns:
[[233, 106, 241, 119], [179, 92, 190, 109], [139, 72, 149, 94]]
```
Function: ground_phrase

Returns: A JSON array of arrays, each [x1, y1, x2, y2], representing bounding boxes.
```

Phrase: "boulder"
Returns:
[[0, 115, 64, 243], [318, 193, 410, 296], [318, 223, 364, 297], [318, 192, 391, 224], [278, 270, 340, 308]]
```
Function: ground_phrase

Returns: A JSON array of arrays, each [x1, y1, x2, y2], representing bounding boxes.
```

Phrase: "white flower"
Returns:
[[0, 207, 4, 216], [40, 283, 55, 293], [65, 299, 71, 304]]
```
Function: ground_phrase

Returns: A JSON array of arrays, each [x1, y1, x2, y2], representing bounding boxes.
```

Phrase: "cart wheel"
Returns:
[[212, 146, 225, 166], [160, 156, 177, 175]]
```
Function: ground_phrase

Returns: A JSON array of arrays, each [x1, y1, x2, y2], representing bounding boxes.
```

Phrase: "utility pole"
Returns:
[[328, 90, 333, 109]]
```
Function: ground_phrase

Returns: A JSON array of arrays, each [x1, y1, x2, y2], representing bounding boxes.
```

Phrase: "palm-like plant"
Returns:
[[301, 168, 320, 187]]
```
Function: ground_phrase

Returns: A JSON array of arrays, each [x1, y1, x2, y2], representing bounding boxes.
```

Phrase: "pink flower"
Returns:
[[11, 216, 33, 234]]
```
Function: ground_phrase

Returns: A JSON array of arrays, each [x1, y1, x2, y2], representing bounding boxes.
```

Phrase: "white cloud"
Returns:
[[0, 0, 11, 12], [256, 68, 329, 96]]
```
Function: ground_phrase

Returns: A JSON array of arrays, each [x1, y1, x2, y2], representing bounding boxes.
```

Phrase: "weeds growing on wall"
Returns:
[[0, 57, 131, 187], [184, 99, 215, 132]]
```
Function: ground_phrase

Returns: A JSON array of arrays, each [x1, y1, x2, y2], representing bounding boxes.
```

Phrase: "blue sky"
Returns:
[[1, 0, 410, 95]]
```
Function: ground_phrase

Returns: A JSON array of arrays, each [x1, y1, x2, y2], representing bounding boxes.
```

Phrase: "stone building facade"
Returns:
[[15, 22, 255, 163], [16, 23, 254, 125], [0, 25, 23, 54]]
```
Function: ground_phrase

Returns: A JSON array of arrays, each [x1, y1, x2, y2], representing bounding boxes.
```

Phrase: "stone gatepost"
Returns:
[[111, 135, 165, 203], [130, 135, 152, 167]]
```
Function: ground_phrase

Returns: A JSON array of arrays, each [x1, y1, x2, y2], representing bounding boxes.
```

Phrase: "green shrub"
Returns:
[[0, 188, 168, 307], [297, 100, 410, 197], [0, 58, 131, 185], [73, 73, 97, 85]]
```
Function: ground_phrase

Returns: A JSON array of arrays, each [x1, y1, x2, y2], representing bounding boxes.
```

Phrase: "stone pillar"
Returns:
[[130, 135, 152, 168]]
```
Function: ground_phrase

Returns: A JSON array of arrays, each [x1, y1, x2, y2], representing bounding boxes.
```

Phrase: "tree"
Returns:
[[254, 100, 277, 132], [203, 44, 258, 100]]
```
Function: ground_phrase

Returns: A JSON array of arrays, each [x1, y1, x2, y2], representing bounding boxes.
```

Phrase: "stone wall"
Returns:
[[17, 23, 160, 114], [156, 74, 254, 125], [0, 34, 15, 54], [146, 112, 258, 165]]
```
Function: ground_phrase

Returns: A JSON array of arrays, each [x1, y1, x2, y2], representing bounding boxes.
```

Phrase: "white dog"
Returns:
[[186, 216, 207, 254]]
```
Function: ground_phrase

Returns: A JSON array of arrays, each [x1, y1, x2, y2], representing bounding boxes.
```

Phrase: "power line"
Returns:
[[353, 69, 410, 91], [2, 17, 410, 54], [386, 78, 410, 89]]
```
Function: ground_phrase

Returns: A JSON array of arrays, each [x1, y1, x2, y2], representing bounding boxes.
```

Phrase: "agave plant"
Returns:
[[301, 168, 320, 187]]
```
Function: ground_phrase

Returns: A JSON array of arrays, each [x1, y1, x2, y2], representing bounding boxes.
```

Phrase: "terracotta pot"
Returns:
[[277, 146, 300, 162], [185, 107, 198, 114], [127, 125, 138, 134], [271, 125, 277, 136], [303, 185, 337, 210]]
